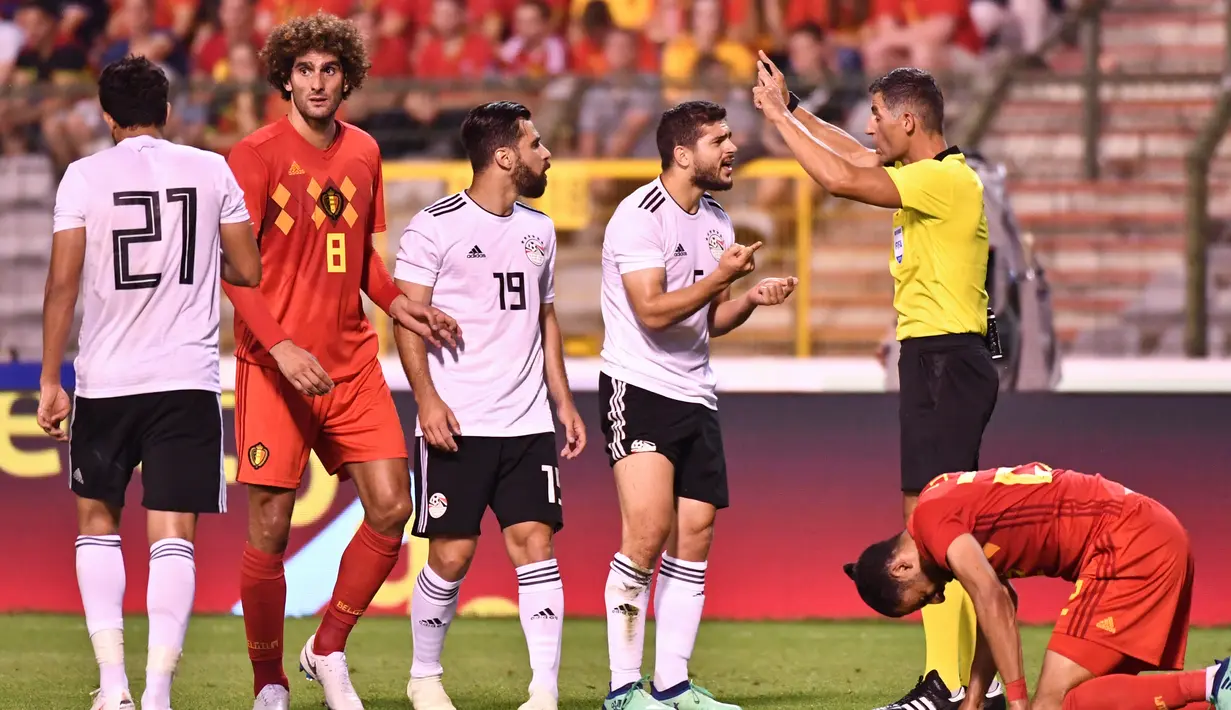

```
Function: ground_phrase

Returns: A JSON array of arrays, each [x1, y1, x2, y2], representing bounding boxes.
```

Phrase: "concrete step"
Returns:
[[980, 131, 1231, 181], [991, 97, 1215, 133], [1007, 179, 1231, 216], [1098, 11, 1226, 48], [1006, 79, 1219, 103]]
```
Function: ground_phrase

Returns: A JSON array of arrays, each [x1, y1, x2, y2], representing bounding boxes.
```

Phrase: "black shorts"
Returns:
[[598, 374, 729, 509], [69, 389, 226, 513], [411, 433, 562, 538], [899, 333, 1000, 493]]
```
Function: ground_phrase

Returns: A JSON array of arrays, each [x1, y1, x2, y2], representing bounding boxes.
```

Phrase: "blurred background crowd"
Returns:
[[0, 0, 1228, 373], [0, 0, 1069, 165]]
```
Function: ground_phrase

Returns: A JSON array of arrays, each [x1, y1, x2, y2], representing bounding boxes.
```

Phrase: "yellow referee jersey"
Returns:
[[884, 147, 989, 341]]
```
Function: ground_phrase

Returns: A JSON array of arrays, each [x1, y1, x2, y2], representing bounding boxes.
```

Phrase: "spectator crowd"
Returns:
[[0, 0, 1063, 168]]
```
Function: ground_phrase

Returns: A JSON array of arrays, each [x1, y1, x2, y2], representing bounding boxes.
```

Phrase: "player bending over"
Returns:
[[38, 56, 263, 710], [847, 463, 1231, 710], [394, 101, 585, 710], [223, 13, 458, 710], [598, 100, 798, 710]]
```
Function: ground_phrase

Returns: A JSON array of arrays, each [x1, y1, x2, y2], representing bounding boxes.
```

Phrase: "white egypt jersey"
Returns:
[[52, 134, 250, 399], [395, 191, 557, 437], [600, 177, 734, 410]]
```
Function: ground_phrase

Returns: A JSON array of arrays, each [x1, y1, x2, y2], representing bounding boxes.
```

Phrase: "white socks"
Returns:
[[76, 535, 128, 697], [143, 539, 195, 710], [516, 559, 564, 699], [653, 554, 707, 693], [605, 553, 653, 692], [411, 564, 462, 679]]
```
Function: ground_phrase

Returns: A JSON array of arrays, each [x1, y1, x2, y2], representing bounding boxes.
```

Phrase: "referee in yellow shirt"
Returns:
[[754, 59, 1001, 710]]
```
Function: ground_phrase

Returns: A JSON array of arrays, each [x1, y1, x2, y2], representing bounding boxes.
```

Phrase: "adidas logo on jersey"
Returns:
[[531, 608, 557, 620], [419, 617, 445, 628], [72, 468, 83, 484], [467, 245, 486, 259], [630, 440, 657, 453], [673, 244, 688, 257], [287, 161, 305, 176], [1096, 617, 1116, 634]]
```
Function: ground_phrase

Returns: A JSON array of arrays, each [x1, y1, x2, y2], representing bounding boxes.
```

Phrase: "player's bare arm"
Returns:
[[394, 278, 460, 452], [755, 51, 882, 169], [622, 241, 760, 330], [541, 303, 585, 459], [947, 533, 1028, 710], [218, 220, 262, 287], [37, 226, 86, 440], [709, 276, 799, 337], [362, 229, 460, 348]]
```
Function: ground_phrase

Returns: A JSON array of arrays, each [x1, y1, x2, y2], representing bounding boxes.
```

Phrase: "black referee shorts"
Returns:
[[899, 333, 999, 494]]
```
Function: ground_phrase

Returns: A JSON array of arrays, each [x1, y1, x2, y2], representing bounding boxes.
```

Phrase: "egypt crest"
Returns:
[[706, 229, 726, 261], [248, 442, 269, 469], [523, 234, 546, 266], [319, 185, 345, 221]]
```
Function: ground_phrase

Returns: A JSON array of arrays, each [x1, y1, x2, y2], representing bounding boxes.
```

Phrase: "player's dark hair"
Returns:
[[847, 535, 911, 618], [260, 12, 369, 101], [656, 100, 727, 170], [98, 56, 169, 128], [460, 101, 533, 171], [868, 67, 945, 134]]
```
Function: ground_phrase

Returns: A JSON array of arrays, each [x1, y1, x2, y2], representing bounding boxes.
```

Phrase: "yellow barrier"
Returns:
[[381, 159, 817, 357]]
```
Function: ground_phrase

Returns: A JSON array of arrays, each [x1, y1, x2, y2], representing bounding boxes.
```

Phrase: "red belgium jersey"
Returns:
[[908, 464, 1132, 582], [225, 117, 401, 379]]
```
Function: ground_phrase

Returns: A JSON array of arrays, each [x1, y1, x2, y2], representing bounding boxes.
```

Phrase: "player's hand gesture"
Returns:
[[557, 402, 586, 459], [269, 341, 334, 396], [419, 392, 461, 452], [755, 50, 790, 108], [748, 276, 799, 306], [36, 383, 71, 441], [716, 241, 761, 284], [390, 294, 461, 348]]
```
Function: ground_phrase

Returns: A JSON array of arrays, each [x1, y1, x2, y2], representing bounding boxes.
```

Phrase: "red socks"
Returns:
[[1062, 671, 1208, 710], [241, 544, 289, 696], [313, 522, 403, 655]]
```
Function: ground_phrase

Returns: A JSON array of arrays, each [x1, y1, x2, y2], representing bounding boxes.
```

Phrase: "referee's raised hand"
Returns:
[[717, 241, 762, 283]]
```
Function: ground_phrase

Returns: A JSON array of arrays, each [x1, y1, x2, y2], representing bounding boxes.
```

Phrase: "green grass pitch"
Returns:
[[2, 615, 1229, 709]]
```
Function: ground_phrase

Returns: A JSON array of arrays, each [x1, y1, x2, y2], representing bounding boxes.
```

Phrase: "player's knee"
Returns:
[[428, 539, 477, 581], [246, 490, 294, 554], [622, 517, 672, 563], [364, 494, 413, 537], [1033, 690, 1066, 710], [504, 522, 554, 566]]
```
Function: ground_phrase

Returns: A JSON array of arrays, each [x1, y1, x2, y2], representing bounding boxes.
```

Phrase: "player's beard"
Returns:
[[693, 159, 733, 192], [513, 158, 549, 199], [293, 90, 342, 128]]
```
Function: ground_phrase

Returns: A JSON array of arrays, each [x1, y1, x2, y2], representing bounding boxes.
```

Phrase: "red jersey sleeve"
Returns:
[[222, 139, 291, 352], [361, 151, 402, 313], [907, 497, 972, 573]]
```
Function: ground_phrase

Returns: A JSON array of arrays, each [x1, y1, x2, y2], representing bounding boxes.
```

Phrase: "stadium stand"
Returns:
[[1, 0, 1228, 360]]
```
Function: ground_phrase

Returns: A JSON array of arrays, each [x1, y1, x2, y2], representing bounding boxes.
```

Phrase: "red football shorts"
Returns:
[[234, 356, 408, 489], [1048, 493, 1194, 674]]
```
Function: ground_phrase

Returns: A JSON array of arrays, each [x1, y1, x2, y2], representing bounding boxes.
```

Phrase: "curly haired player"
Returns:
[[222, 13, 460, 710], [846, 463, 1231, 710]]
